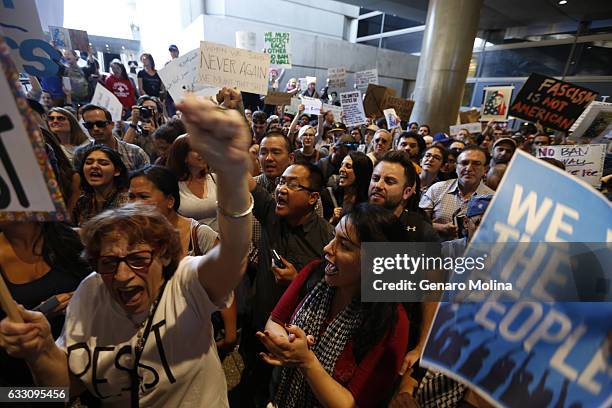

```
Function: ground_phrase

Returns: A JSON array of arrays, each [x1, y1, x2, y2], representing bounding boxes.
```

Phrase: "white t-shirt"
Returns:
[[178, 174, 218, 232], [57, 257, 231, 407]]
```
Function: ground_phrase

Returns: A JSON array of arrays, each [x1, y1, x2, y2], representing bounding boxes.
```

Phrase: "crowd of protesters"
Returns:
[[1, 40, 611, 408]]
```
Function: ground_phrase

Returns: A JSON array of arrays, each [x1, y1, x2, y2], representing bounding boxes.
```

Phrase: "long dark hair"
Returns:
[[110, 59, 129, 81], [166, 136, 207, 181], [338, 151, 372, 207], [35, 222, 91, 278], [40, 128, 77, 205], [344, 203, 411, 362], [78, 145, 128, 193], [129, 165, 180, 211]]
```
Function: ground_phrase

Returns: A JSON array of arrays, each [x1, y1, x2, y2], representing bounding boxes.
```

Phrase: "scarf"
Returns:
[[274, 279, 361, 408]]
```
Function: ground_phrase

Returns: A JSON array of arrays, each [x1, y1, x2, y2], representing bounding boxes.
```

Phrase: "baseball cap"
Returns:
[[169, 44, 179, 52], [365, 124, 379, 133], [466, 195, 493, 218], [493, 137, 517, 150], [330, 122, 348, 133]]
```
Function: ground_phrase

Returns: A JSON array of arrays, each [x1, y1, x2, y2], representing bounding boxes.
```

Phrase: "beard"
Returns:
[[382, 195, 403, 211]]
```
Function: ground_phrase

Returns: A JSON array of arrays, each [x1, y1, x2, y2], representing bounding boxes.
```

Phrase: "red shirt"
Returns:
[[271, 260, 409, 407], [104, 75, 135, 110]]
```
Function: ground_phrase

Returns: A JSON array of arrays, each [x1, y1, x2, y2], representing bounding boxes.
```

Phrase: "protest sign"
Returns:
[[198, 41, 270, 95], [298, 78, 307, 92], [1, 0, 61, 76], [283, 97, 301, 115], [0, 39, 67, 221], [264, 32, 291, 68], [509, 73, 598, 131], [159, 48, 219, 102], [460, 108, 481, 124], [301, 96, 322, 115], [322, 103, 343, 122], [328, 67, 346, 89], [535, 144, 606, 188], [67, 29, 89, 51], [264, 91, 292, 106], [422, 151, 612, 408], [449, 122, 482, 136], [49, 26, 71, 49], [340, 91, 367, 127], [569, 101, 612, 143], [235, 31, 257, 51], [383, 95, 414, 121], [355, 69, 378, 92], [383, 108, 400, 129], [90, 83, 123, 122], [481, 86, 513, 122], [363, 84, 395, 118]]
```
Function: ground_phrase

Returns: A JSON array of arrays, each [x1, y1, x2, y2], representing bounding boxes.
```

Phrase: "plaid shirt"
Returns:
[[73, 137, 150, 172], [419, 178, 494, 225]]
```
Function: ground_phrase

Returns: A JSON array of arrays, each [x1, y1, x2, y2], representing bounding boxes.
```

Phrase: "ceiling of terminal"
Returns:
[[342, 0, 612, 30]]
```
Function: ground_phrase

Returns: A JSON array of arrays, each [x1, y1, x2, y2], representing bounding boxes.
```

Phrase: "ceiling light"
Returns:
[[558, 0, 567, 4]]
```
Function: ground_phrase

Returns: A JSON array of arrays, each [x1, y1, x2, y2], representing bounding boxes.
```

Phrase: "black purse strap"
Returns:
[[130, 280, 167, 408]]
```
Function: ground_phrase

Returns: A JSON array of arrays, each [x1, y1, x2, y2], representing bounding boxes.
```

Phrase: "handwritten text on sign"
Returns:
[[535, 144, 605, 188], [340, 91, 367, 127], [509, 73, 598, 131], [159, 49, 218, 102], [198, 41, 270, 95], [264, 32, 291, 68]]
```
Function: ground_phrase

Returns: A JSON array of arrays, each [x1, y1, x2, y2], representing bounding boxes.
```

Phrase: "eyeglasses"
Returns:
[[339, 142, 358, 151], [83, 120, 110, 130], [276, 177, 316, 192], [424, 152, 443, 161], [458, 160, 484, 167], [97, 250, 154, 275], [47, 115, 67, 122]]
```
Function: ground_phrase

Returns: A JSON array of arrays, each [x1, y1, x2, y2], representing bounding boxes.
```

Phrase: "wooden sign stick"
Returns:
[[0, 273, 23, 323]]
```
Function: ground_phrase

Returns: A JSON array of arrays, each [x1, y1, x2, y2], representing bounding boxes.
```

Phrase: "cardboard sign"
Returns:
[[355, 69, 378, 92], [283, 97, 301, 115], [264, 91, 292, 106], [264, 32, 291, 68], [90, 83, 123, 122], [328, 67, 346, 89], [383, 108, 400, 129], [235, 31, 257, 51], [198, 41, 270, 95], [0, 39, 67, 221], [383, 95, 414, 121], [509, 73, 598, 131], [68, 29, 89, 51], [340, 91, 367, 127], [422, 151, 612, 408], [460, 109, 481, 124], [1, 0, 61, 77], [363, 84, 395, 118], [322, 103, 343, 122], [449, 122, 482, 136], [301, 96, 322, 115], [159, 48, 219, 102], [481, 86, 513, 122], [535, 144, 606, 188]]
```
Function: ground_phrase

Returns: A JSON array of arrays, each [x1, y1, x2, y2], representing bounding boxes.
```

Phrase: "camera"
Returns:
[[139, 106, 153, 120]]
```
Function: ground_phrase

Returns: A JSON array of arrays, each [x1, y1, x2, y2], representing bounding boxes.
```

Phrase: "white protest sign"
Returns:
[[301, 96, 322, 115], [535, 144, 606, 188], [328, 67, 346, 89], [297, 78, 307, 92], [235, 31, 257, 51], [340, 91, 367, 127], [284, 97, 301, 115], [323, 103, 343, 122], [91, 83, 123, 122], [159, 49, 219, 102], [383, 108, 400, 129], [569, 101, 612, 139], [355, 69, 378, 92], [264, 32, 291, 68], [198, 41, 270, 95], [0, 56, 58, 216], [449, 122, 482, 136], [1, 0, 61, 77]]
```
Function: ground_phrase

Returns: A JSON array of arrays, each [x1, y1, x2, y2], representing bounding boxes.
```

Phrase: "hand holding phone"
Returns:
[[32, 295, 60, 316], [272, 249, 284, 268]]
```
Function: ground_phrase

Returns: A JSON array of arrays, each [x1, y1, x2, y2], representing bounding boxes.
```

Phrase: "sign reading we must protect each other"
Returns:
[[264, 32, 291, 68], [198, 41, 270, 95], [509, 73, 598, 131]]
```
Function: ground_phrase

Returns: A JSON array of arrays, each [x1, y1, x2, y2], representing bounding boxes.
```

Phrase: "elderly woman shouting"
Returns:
[[0, 95, 252, 407]]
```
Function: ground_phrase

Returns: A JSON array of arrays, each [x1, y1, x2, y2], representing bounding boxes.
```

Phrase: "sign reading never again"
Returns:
[[421, 151, 612, 408], [509, 73, 598, 131], [0, 41, 66, 220], [198, 41, 270, 95]]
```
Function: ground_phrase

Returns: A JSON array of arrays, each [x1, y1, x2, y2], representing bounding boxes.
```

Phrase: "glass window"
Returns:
[[570, 41, 612, 76], [461, 83, 475, 107], [358, 39, 380, 48], [479, 44, 572, 77], [383, 14, 423, 32], [357, 14, 383, 38], [381, 31, 424, 54]]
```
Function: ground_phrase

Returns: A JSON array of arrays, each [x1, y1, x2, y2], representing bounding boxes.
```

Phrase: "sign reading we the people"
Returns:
[[535, 144, 606, 188], [198, 41, 270, 95], [509, 73, 598, 131], [264, 32, 291, 68], [421, 151, 612, 408], [0, 39, 67, 221]]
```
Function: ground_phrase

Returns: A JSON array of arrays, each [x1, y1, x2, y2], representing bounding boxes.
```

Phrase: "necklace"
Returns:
[[134, 281, 166, 355]]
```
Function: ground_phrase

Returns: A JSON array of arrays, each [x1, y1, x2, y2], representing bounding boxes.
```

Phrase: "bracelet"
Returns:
[[216, 194, 254, 219]]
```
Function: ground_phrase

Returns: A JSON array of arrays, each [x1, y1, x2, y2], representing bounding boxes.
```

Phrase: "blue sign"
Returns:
[[422, 151, 612, 408]]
